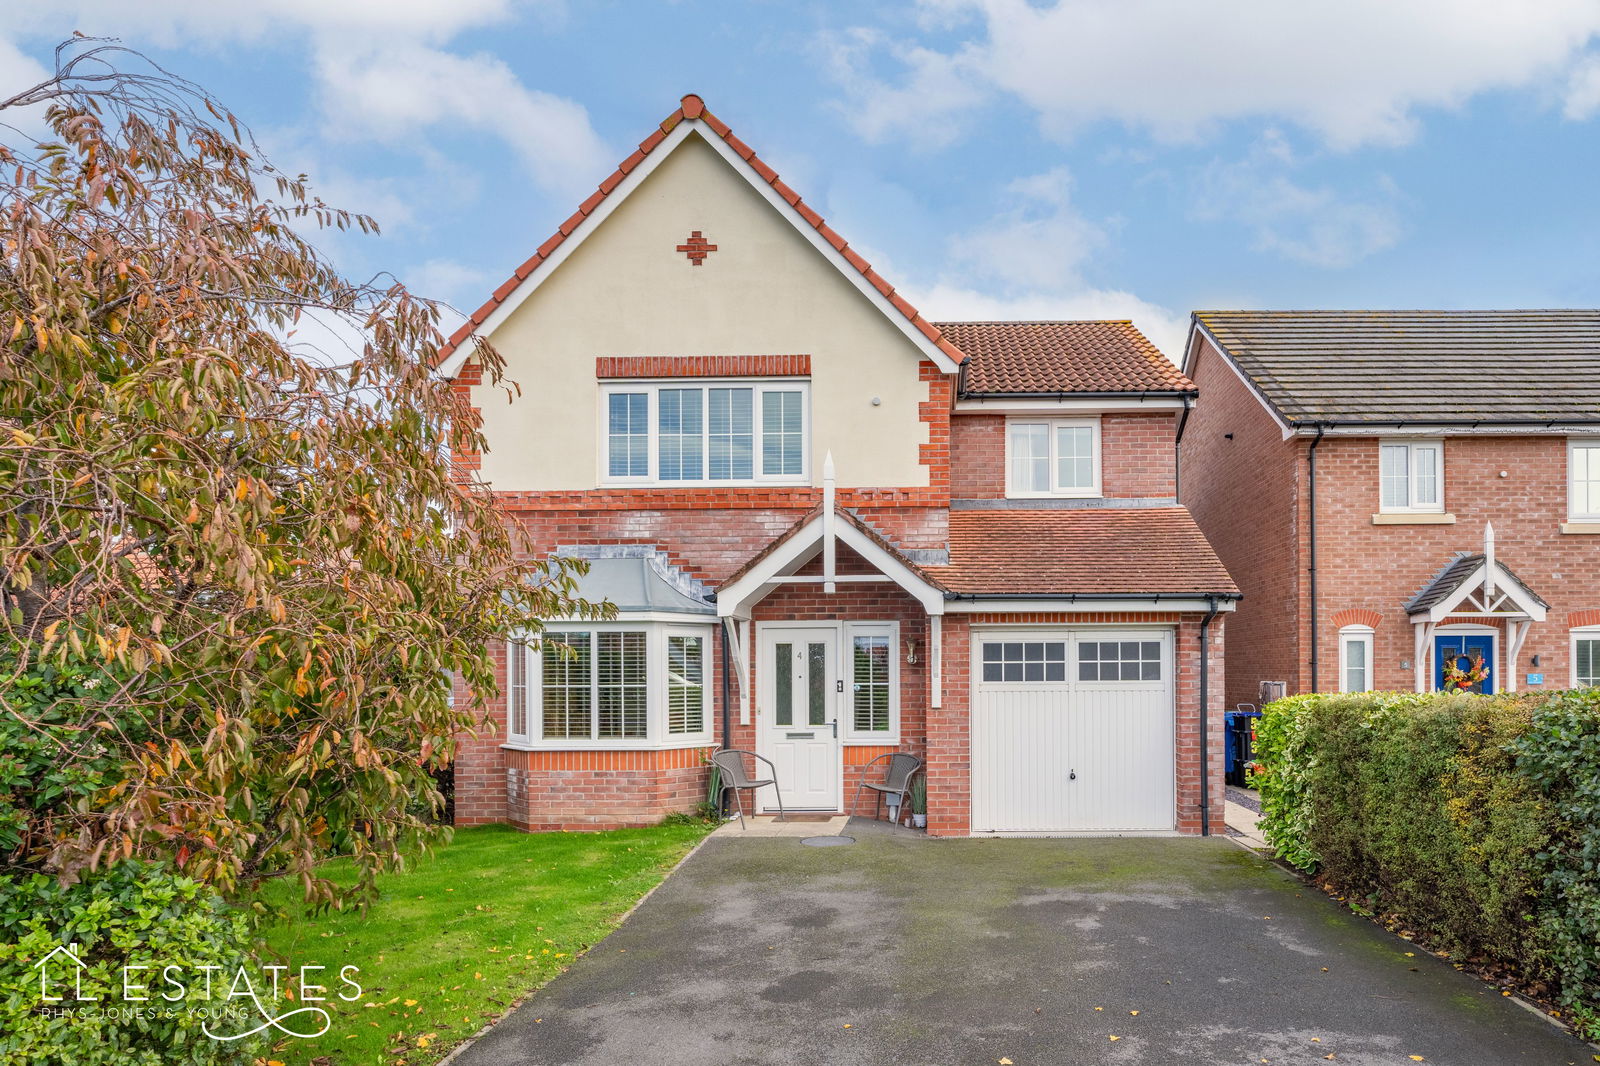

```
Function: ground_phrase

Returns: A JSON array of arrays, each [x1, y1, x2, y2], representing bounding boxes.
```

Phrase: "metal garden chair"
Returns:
[[709, 748, 785, 829], [850, 752, 923, 825]]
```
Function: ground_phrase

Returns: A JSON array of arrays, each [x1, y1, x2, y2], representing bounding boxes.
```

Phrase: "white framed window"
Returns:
[[1379, 440, 1443, 513], [600, 381, 809, 486], [666, 631, 707, 735], [1339, 625, 1374, 693], [1569, 440, 1600, 521], [511, 623, 715, 748], [846, 622, 900, 740], [1005, 417, 1102, 498], [507, 639, 529, 742], [1573, 626, 1600, 688]]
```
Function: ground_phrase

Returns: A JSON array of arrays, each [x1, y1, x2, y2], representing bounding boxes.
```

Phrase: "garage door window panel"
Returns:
[[981, 640, 1067, 683], [1079, 640, 1163, 682]]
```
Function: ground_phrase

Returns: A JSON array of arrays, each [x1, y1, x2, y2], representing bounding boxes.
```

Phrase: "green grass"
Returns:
[[255, 822, 711, 1066]]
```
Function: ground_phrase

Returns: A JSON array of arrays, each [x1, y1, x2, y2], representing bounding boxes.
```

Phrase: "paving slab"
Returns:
[[451, 829, 1594, 1066]]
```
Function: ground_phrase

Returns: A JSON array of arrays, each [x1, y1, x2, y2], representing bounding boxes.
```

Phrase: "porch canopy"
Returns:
[[1404, 528, 1548, 691], [711, 460, 949, 723]]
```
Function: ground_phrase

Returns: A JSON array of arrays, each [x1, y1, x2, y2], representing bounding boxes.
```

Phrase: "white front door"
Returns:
[[758, 626, 841, 811]]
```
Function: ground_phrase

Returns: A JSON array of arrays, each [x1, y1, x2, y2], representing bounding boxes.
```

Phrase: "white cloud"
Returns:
[[820, 27, 984, 150], [835, 0, 1600, 149], [948, 167, 1104, 290], [2, 1, 605, 198], [405, 258, 493, 309], [883, 166, 1187, 361], [315, 43, 610, 200], [1191, 132, 1404, 268]]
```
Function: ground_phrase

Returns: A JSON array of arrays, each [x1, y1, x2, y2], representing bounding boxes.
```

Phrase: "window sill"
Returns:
[[1561, 521, 1600, 535], [1005, 491, 1103, 501], [500, 738, 713, 753], [1371, 512, 1456, 525], [844, 736, 900, 746]]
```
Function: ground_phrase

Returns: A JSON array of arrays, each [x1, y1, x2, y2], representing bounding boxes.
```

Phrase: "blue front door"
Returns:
[[1434, 633, 1495, 694]]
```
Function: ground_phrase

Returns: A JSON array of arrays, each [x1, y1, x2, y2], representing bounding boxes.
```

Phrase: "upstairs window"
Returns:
[[1570, 439, 1600, 521], [1379, 440, 1443, 513], [601, 382, 808, 486], [1006, 417, 1101, 498]]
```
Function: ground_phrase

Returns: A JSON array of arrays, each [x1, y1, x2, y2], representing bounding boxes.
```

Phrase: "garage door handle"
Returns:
[[1068, 769, 1077, 780]]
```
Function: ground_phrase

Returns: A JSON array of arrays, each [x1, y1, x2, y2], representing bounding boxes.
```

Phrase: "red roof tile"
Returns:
[[931, 507, 1237, 597], [438, 95, 967, 370], [940, 321, 1194, 396]]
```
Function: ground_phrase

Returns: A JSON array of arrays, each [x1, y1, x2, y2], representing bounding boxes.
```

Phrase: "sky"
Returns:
[[7, 1, 1600, 359]]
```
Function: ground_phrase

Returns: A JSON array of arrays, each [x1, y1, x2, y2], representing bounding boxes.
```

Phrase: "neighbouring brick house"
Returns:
[[437, 95, 1238, 837], [1179, 310, 1600, 710]]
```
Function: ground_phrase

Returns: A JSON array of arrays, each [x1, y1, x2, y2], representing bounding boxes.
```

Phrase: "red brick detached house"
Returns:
[[1179, 310, 1600, 709], [437, 96, 1238, 837]]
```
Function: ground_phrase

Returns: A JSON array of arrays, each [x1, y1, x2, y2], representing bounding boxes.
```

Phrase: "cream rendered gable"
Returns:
[[468, 131, 936, 491]]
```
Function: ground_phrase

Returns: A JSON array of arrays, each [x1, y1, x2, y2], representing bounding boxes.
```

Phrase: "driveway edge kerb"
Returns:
[[435, 825, 719, 1066]]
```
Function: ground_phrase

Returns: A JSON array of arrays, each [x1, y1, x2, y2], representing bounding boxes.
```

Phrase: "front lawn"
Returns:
[[255, 822, 711, 1066]]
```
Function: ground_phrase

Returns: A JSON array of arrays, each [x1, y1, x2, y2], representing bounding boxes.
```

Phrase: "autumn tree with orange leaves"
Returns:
[[0, 40, 595, 905]]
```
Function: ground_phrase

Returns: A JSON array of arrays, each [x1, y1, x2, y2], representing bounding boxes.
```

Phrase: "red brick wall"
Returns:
[[505, 748, 711, 831], [1103, 413, 1179, 498], [1179, 338, 1303, 707], [950, 412, 1178, 500], [1305, 434, 1600, 693]]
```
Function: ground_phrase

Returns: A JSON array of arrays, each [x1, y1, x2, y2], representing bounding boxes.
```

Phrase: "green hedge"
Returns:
[[1255, 689, 1600, 1036]]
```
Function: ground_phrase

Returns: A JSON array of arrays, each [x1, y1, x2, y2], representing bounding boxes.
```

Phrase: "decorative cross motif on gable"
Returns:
[[675, 230, 718, 265]]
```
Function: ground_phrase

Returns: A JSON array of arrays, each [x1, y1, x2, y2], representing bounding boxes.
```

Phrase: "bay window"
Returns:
[[505, 624, 713, 747], [1006, 417, 1101, 498], [1379, 440, 1443, 513], [601, 381, 808, 485]]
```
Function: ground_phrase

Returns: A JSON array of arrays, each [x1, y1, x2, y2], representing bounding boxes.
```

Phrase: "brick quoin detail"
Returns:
[[676, 230, 718, 264], [595, 355, 810, 379]]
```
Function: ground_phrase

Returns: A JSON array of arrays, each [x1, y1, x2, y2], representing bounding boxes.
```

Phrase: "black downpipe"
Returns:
[[1199, 595, 1220, 836], [1307, 426, 1325, 692], [1173, 394, 1194, 501]]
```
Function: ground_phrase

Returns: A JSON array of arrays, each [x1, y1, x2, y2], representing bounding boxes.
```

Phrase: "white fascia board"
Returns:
[[443, 120, 961, 380], [946, 597, 1237, 614], [833, 522, 945, 615], [1189, 322, 1297, 441], [1296, 423, 1600, 438], [953, 397, 1188, 414]]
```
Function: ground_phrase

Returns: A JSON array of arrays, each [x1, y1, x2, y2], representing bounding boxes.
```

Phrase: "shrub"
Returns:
[[0, 862, 262, 1065], [1256, 688, 1600, 1034]]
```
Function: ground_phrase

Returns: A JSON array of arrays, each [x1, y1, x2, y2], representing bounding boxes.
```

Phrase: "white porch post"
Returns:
[[1413, 620, 1436, 692], [929, 615, 943, 710], [1505, 618, 1529, 694], [822, 452, 836, 595]]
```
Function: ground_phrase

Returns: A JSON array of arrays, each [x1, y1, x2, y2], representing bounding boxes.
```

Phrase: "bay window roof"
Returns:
[[561, 556, 714, 616]]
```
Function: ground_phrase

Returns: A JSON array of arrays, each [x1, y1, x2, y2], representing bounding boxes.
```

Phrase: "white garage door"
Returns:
[[971, 629, 1176, 834]]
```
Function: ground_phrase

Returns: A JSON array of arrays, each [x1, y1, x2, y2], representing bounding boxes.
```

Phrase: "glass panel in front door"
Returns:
[[774, 642, 793, 726], [807, 642, 828, 726]]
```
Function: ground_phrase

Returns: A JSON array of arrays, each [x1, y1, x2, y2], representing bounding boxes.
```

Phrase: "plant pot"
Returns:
[[912, 813, 927, 828]]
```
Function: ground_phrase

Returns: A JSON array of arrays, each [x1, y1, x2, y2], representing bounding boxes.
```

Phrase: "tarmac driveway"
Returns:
[[452, 823, 1593, 1066]]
